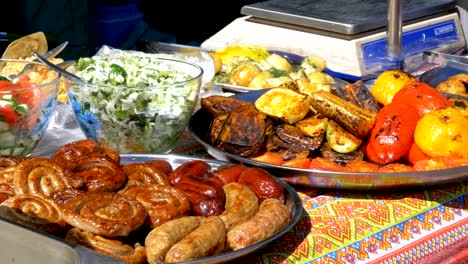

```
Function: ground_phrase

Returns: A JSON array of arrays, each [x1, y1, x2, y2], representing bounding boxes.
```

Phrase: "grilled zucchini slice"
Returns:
[[326, 120, 362, 153], [308, 90, 376, 138]]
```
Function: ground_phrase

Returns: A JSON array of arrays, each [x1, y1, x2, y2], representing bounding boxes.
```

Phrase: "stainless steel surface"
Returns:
[[34, 52, 85, 84], [6, 41, 68, 80], [241, 0, 456, 35], [387, 0, 402, 59], [189, 90, 468, 190], [0, 218, 120, 264], [139, 40, 211, 53]]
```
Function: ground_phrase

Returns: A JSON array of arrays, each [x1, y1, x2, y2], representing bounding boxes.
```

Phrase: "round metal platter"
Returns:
[[120, 154, 303, 264], [188, 90, 468, 190], [214, 50, 348, 93]]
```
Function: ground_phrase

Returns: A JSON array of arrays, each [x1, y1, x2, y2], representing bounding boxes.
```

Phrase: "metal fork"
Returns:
[[7, 41, 68, 80]]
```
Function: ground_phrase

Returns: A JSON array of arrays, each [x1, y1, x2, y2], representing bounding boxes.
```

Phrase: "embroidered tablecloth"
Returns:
[[172, 131, 468, 264]]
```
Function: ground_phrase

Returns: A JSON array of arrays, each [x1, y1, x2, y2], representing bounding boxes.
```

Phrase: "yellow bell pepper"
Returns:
[[370, 70, 416, 105], [414, 106, 468, 158]]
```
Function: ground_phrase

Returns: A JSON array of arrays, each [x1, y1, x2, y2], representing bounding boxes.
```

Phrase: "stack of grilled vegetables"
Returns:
[[202, 80, 378, 166], [200, 69, 468, 172]]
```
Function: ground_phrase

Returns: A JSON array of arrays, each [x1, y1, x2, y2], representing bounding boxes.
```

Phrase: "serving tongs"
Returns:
[[423, 50, 468, 71], [33, 52, 87, 85], [138, 40, 211, 54]]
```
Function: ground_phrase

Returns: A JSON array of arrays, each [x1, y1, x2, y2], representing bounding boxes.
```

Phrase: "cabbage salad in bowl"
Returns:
[[67, 53, 203, 153]]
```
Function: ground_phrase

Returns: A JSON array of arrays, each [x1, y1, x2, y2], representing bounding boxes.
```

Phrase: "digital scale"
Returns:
[[201, 0, 466, 81]]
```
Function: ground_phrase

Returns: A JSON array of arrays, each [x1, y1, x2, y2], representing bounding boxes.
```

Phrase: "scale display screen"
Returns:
[[361, 19, 460, 70]]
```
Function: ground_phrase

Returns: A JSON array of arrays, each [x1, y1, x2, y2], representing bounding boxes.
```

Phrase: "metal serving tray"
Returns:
[[0, 154, 303, 264]]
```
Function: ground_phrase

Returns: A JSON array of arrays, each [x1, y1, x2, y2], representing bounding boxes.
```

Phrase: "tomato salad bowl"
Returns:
[[0, 59, 61, 156]]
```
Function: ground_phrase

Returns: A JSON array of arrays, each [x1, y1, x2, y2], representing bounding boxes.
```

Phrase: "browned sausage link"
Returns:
[[68, 156, 125, 192], [168, 160, 211, 185], [57, 191, 147, 237], [66, 228, 147, 264], [13, 158, 73, 198], [0, 194, 68, 235], [145, 159, 173, 175], [165, 216, 226, 263], [0, 166, 16, 185], [193, 197, 225, 217], [51, 139, 120, 167], [227, 198, 290, 250], [176, 189, 224, 216], [0, 183, 15, 203], [122, 163, 170, 189], [238, 167, 284, 202], [176, 175, 224, 199], [220, 182, 259, 230], [145, 216, 203, 264], [212, 164, 247, 184], [121, 184, 190, 228], [0, 156, 29, 168]]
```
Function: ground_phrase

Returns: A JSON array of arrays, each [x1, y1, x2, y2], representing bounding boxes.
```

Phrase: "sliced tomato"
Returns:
[[0, 103, 19, 126], [11, 75, 41, 107], [345, 160, 380, 172], [0, 80, 11, 88], [283, 157, 311, 169], [376, 163, 415, 172], [251, 152, 284, 166], [413, 157, 458, 171], [309, 157, 348, 171]]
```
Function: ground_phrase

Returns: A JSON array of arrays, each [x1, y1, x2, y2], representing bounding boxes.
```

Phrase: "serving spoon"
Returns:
[[7, 41, 69, 80], [33, 52, 87, 85]]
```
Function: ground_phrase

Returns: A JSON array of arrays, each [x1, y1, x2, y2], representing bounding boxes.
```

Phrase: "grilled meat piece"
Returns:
[[276, 124, 324, 152], [211, 105, 270, 157], [320, 142, 364, 165], [331, 81, 381, 114], [201, 95, 252, 116]]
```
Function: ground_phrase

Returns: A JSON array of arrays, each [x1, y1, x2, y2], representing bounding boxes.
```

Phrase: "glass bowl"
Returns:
[[66, 56, 203, 153], [0, 59, 61, 156]]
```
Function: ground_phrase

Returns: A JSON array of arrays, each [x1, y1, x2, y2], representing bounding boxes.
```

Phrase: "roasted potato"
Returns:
[[299, 72, 335, 96], [300, 56, 327, 75], [261, 54, 293, 73], [248, 71, 274, 89], [229, 62, 262, 87], [436, 78, 468, 96], [255, 88, 310, 124]]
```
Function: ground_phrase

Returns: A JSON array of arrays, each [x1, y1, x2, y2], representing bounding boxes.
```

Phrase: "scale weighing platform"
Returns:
[[201, 0, 466, 80]]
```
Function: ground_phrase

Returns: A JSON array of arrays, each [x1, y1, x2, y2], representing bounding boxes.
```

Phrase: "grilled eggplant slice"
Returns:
[[320, 143, 364, 165], [308, 90, 376, 138], [255, 88, 310, 124], [265, 134, 310, 160], [332, 81, 381, 114], [326, 120, 362, 154], [276, 124, 323, 152], [211, 105, 270, 157], [201, 95, 252, 116]]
